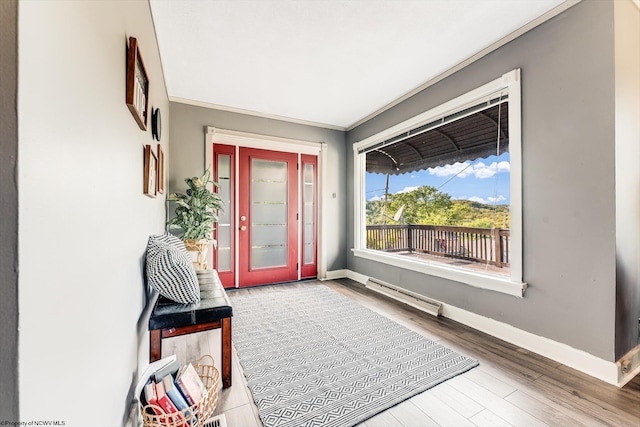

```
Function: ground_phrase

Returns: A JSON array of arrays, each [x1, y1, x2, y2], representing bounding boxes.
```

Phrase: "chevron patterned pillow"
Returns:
[[146, 234, 201, 304]]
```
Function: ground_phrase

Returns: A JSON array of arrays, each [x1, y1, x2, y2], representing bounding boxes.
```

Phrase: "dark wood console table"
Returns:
[[149, 273, 233, 389]]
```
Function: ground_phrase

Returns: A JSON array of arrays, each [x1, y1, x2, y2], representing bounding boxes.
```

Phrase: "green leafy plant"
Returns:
[[167, 168, 224, 241]]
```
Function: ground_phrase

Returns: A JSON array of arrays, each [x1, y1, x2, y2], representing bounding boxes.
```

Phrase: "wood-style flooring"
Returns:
[[161, 279, 640, 427]]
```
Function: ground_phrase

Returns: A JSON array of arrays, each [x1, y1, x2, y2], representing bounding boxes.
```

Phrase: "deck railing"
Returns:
[[366, 224, 510, 267]]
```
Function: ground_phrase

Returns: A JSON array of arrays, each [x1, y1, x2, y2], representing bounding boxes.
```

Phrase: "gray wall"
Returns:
[[169, 103, 348, 272], [0, 0, 19, 420], [347, 1, 620, 361]]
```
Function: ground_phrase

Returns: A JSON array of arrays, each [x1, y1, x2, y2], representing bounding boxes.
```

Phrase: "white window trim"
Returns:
[[205, 127, 328, 283], [352, 69, 526, 298]]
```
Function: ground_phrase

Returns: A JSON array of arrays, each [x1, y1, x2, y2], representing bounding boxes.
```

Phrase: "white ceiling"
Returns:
[[150, 0, 568, 130]]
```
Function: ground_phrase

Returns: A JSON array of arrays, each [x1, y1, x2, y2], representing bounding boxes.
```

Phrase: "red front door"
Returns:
[[212, 144, 317, 288], [238, 147, 299, 287]]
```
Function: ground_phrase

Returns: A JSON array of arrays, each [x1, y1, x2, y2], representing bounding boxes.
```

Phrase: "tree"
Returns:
[[366, 186, 510, 228], [366, 199, 384, 225], [387, 185, 453, 225]]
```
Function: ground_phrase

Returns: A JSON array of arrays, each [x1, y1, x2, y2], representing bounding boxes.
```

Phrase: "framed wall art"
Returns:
[[126, 37, 149, 130], [156, 144, 165, 194], [144, 145, 157, 198]]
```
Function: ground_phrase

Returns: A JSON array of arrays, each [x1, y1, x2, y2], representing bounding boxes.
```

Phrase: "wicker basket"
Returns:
[[141, 355, 220, 427], [184, 239, 209, 270]]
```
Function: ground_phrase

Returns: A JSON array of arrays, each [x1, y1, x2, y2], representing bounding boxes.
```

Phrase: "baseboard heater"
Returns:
[[203, 415, 227, 427], [365, 277, 442, 317]]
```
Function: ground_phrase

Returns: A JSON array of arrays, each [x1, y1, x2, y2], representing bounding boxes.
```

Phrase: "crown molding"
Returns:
[[170, 96, 346, 132]]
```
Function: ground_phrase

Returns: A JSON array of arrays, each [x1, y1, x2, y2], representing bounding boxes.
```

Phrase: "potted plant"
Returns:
[[167, 167, 224, 270]]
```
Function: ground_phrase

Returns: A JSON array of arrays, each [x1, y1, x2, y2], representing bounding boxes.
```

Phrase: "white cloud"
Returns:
[[473, 161, 510, 179], [397, 186, 419, 194], [368, 195, 383, 201], [429, 162, 474, 178], [429, 160, 510, 179], [468, 196, 486, 203], [466, 195, 507, 204]]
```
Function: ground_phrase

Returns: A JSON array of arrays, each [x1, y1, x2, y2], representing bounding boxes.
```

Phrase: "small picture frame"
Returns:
[[156, 144, 165, 194], [144, 145, 157, 198], [126, 37, 149, 130]]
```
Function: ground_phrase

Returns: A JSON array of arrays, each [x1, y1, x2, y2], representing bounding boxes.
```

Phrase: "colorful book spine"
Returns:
[[163, 375, 190, 410], [143, 383, 163, 415], [175, 363, 204, 405], [155, 380, 186, 427]]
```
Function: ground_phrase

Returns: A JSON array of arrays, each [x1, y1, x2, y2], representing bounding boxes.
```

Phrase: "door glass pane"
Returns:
[[251, 159, 288, 269], [252, 224, 287, 246], [218, 247, 231, 271], [303, 163, 314, 264], [252, 246, 288, 269], [252, 203, 287, 224], [217, 155, 232, 271]]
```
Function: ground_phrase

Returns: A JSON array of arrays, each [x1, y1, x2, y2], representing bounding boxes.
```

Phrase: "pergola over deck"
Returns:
[[365, 99, 508, 175], [364, 98, 510, 275]]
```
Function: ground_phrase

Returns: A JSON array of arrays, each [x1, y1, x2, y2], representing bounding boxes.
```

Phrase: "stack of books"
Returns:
[[136, 355, 210, 426]]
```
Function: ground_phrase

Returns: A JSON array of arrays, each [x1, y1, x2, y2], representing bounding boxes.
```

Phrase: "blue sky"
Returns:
[[366, 153, 510, 205]]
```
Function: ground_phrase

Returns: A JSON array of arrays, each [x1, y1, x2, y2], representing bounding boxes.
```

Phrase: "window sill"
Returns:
[[352, 248, 527, 298]]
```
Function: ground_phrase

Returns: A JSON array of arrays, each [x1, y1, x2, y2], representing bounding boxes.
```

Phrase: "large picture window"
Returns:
[[353, 70, 525, 297]]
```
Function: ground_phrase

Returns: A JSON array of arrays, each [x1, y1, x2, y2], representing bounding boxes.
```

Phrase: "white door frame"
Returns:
[[205, 127, 327, 287]]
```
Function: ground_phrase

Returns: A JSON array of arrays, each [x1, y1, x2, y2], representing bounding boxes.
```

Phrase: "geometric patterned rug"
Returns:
[[228, 283, 478, 427]]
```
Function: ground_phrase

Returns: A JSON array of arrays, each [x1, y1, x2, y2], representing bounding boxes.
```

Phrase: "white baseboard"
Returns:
[[345, 270, 369, 284], [323, 269, 370, 284], [441, 304, 619, 386], [323, 269, 350, 280], [326, 269, 624, 386]]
